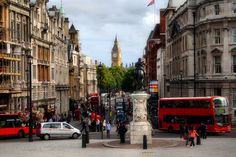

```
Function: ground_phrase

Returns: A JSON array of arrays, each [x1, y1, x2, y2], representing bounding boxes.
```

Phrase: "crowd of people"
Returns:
[[43, 112, 72, 124], [180, 123, 207, 148]]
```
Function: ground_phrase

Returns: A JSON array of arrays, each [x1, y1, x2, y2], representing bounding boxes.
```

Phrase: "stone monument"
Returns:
[[130, 58, 152, 144]]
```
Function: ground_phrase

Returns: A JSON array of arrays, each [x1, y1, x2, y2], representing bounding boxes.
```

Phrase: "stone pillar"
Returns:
[[130, 91, 152, 144]]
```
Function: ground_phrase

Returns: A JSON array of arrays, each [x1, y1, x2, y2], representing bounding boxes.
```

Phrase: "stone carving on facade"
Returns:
[[133, 98, 147, 122]]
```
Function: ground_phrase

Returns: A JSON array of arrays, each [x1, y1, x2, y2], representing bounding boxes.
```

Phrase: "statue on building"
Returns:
[[134, 58, 146, 91]]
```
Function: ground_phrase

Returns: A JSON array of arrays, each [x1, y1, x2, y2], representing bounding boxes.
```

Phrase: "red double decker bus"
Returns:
[[0, 114, 32, 138], [158, 96, 232, 133]]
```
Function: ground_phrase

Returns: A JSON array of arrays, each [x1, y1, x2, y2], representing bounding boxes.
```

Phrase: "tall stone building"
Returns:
[[144, 9, 166, 97], [164, 0, 236, 122], [111, 36, 122, 67], [30, 0, 56, 115], [80, 54, 97, 100], [48, 4, 69, 114], [0, 0, 30, 113], [0, 0, 98, 116], [68, 24, 81, 108]]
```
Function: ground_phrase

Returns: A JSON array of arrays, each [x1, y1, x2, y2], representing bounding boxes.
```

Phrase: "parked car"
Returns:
[[36, 122, 81, 140]]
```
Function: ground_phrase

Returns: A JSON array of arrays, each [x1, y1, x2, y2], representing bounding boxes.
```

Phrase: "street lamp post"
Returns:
[[163, 74, 166, 97], [180, 70, 183, 97], [193, 11, 196, 97], [28, 0, 36, 143], [97, 63, 103, 139], [27, 52, 33, 142]]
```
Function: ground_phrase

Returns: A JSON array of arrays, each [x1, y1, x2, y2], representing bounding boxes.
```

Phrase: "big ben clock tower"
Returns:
[[111, 36, 122, 67]]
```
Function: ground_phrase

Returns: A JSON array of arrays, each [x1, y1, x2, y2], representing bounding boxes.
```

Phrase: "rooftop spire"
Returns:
[[60, 0, 65, 16], [114, 35, 118, 44]]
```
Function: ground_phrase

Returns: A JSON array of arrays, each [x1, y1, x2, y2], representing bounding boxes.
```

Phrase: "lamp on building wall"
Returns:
[[97, 62, 103, 139], [28, 0, 36, 143]]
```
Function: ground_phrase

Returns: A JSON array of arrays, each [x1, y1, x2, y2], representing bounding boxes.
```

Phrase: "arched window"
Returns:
[[211, 48, 222, 74]]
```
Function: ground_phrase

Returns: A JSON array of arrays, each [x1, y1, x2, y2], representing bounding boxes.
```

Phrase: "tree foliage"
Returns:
[[121, 67, 136, 92], [97, 65, 135, 93]]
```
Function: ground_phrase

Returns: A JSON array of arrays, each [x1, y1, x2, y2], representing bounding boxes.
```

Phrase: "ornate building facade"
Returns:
[[164, 0, 236, 122], [48, 4, 69, 114], [68, 24, 81, 108], [111, 36, 122, 67], [80, 54, 97, 100], [0, 0, 30, 113]]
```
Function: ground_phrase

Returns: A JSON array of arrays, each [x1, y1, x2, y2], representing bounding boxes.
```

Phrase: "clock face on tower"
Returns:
[[113, 53, 117, 58]]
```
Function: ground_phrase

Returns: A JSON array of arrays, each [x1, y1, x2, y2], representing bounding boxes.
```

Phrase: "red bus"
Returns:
[[158, 96, 232, 133], [0, 113, 33, 138]]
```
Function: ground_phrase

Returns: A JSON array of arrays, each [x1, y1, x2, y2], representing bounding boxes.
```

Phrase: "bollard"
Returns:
[[86, 131, 89, 144], [143, 135, 147, 149], [82, 134, 86, 148]]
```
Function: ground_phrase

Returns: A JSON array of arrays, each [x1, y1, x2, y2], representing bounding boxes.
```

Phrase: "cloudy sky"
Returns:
[[48, 0, 168, 66]]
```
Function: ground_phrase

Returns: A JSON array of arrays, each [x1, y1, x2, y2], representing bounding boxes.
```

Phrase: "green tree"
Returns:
[[121, 67, 136, 92], [97, 64, 116, 92], [97, 65, 136, 93], [109, 66, 126, 90]]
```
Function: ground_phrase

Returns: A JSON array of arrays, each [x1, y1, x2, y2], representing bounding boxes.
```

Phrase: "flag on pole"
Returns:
[[147, 0, 155, 6]]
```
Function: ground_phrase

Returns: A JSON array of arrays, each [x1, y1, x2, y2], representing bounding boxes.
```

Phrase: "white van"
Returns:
[[36, 122, 81, 140]]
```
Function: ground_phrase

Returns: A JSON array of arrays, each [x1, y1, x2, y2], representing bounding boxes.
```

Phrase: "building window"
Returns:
[[202, 7, 206, 18], [233, 3, 236, 13], [214, 88, 221, 96], [214, 29, 221, 44], [202, 56, 207, 74], [0, 6, 2, 22], [233, 28, 236, 43], [16, 23, 20, 41], [51, 68, 54, 80], [202, 31, 207, 45], [215, 4, 220, 15], [233, 56, 236, 73], [232, 89, 236, 107], [214, 56, 221, 73], [33, 65, 36, 79]]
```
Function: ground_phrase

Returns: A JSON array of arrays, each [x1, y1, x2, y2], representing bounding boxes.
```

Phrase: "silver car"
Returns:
[[36, 122, 81, 140]]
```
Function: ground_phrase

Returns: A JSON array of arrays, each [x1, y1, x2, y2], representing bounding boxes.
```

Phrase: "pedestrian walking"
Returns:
[[196, 126, 201, 145], [189, 127, 199, 147], [118, 123, 127, 143], [179, 123, 184, 138], [96, 118, 100, 132], [66, 112, 72, 123], [184, 124, 190, 146], [81, 118, 88, 133], [200, 123, 207, 139], [106, 120, 112, 139], [103, 119, 106, 131]]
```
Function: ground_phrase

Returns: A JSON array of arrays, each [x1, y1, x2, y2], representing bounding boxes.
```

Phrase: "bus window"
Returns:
[[5, 119, 15, 128]]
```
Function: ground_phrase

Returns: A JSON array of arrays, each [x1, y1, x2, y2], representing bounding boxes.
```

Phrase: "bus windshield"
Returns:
[[214, 97, 228, 108], [215, 114, 230, 126]]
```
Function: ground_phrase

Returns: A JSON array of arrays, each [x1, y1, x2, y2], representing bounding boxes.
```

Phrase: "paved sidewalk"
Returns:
[[0, 137, 236, 157]]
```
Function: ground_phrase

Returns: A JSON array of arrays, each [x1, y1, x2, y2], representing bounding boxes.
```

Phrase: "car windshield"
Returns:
[[63, 123, 72, 129]]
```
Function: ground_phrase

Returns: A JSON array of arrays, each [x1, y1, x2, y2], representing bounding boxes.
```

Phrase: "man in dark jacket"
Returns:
[[118, 123, 127, 143]]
